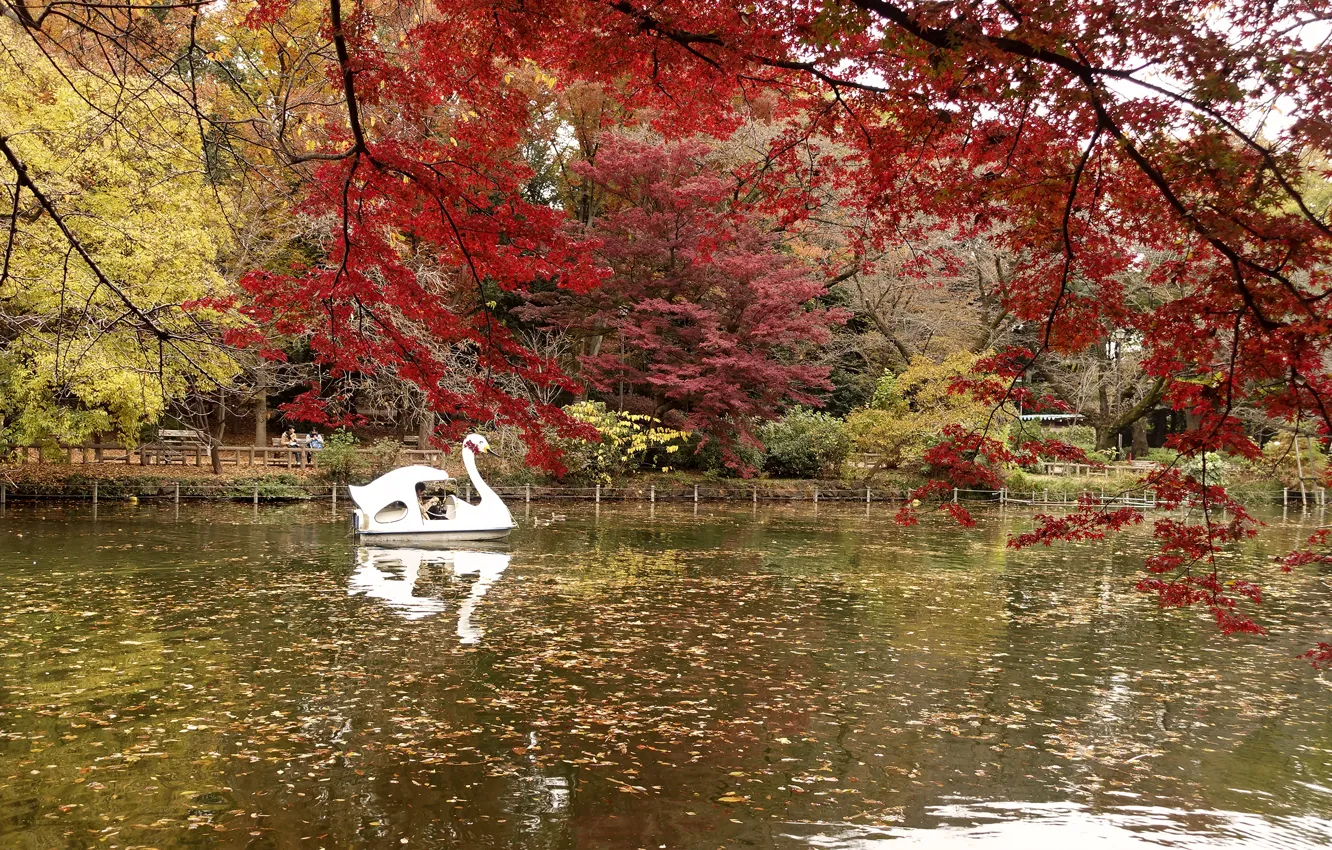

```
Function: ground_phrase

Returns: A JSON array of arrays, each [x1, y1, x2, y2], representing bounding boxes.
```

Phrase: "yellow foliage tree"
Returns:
[[846, 352, 1006, 475], [0, 23, 238, 448]]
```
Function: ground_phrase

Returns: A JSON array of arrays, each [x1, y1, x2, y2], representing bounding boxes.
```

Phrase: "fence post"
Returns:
[[999, 488, 1005, 505], [0, 483, 5, 506], [650, 485, 655, 503], [694, 484, 699, 503], [1044, 489, 1049, 504], [813, 487, 819, 504], [866, 487, 871, 504], [174, 482, 180, 505], [526, 483, 531, 503], [1283, 487, 1289, 505], [753, 487, 757, 505], [253, 483, 259, 507], [595, 484, 600, 504], [953, 487, 958, 503], [332, 485, 337, 513], [92, 481, 97, 505]]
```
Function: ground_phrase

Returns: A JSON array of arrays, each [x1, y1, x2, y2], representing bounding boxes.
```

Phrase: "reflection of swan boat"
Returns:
[[350, 547, 511, 643], [348, 434, 514, 544]]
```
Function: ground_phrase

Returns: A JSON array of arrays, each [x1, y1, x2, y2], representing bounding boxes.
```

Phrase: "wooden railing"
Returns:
[[4, 444, 449, 469]]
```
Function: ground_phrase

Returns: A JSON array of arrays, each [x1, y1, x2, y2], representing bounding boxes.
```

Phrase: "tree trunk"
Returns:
[[1094, 423, 1115, 452], [1132, 419, 1150, 458], [417, 410, 432, 448], [254, 389, 267, 447], [211, 399, 226, 475], [1092, 376, 1168, 453]]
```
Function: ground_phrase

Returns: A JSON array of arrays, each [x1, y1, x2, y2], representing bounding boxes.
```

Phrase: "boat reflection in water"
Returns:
[[349, 547, 510, 643]]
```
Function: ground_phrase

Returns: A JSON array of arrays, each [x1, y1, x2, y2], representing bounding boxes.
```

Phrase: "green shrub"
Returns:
[[760, 408, 850, 479], [367, 438, 404, 478], [1146, 447, 1180, 465], [1179, 451, 1230, 487], [317, 430, 360, 482], [1005, 468, 1035, 492]]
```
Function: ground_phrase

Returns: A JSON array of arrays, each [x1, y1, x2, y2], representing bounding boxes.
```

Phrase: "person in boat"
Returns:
[[416, 482, 447, 519]]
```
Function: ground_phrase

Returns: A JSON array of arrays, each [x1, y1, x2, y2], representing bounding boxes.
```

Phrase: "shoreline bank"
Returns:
[[0, 463, 1308, 509]]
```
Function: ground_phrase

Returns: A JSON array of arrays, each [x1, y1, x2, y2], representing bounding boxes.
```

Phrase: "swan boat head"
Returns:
[[462, 433, 492, 456]]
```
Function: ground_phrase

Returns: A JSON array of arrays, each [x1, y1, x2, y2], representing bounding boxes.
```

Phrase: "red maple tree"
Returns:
[[528, 136, 846, 464]]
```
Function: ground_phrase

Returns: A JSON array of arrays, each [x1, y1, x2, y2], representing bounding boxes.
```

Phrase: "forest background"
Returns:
[[3, 0, 1332, 643]]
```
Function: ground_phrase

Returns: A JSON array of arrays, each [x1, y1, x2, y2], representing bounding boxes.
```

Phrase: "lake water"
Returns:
[[0, 500, 1330, 848]]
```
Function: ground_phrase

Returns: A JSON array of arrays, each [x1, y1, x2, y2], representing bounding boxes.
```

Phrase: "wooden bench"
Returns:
[[146, 429, 208, 465]]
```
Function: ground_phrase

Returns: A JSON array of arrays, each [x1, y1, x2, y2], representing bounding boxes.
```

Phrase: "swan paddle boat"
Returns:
[[348, 434, 515, 543]]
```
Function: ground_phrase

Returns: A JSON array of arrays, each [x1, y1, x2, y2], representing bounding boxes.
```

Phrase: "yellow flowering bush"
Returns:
[[560, 402, 689, 484]]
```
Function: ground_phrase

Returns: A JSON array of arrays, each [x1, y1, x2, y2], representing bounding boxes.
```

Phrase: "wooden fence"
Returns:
[[4, 444, 448, 470]]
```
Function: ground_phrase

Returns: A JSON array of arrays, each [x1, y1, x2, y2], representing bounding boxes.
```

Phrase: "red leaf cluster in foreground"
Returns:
[[206, 0, 1332, 649]]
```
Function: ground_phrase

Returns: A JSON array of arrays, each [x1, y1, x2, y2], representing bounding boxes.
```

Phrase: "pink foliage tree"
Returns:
[[534, 137, 847, 466]]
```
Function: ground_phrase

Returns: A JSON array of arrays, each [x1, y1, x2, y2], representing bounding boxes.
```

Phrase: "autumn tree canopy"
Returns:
[[3, 0, 1332, 640]]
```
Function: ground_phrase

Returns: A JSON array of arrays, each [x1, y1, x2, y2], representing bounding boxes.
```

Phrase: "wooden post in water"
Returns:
[[332, 485, 337, 513], [92, 481, 97, 505], [753, 487, 757, 505], [813, 488, 818, 504], [866, 487, 871, 504], [253, 483, 259, 507], [525, 483, 531, 503], [595, 484, 600, 504], [694, 484, 699, 503], [650, 485, 655, 503], [1, 484, 5, 506], [953, 487, 958, 503], [174, 482, 180, 505]]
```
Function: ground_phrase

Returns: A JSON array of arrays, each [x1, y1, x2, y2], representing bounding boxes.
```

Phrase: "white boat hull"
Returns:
[[355, 527, 512, 545]]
